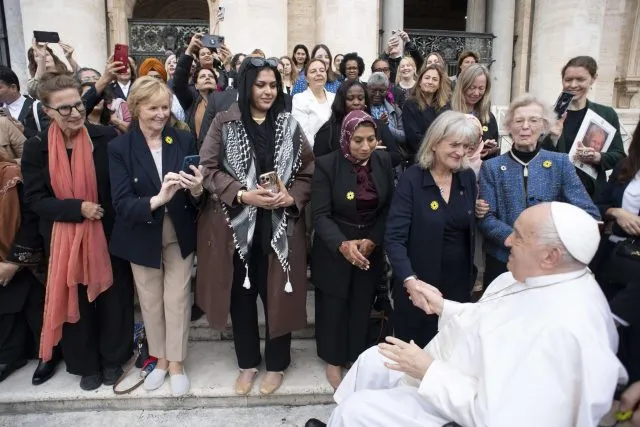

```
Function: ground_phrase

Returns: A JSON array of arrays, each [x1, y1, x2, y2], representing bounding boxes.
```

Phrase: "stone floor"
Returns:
[[0, 340, 334, 414], [0, 405, 336, 427]]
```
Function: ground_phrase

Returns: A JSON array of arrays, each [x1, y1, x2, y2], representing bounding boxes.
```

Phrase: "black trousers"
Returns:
[[230, 248, 291, 372], [483, 253, 508, 290], [0, 270, 44, 363], [61, 256, 134, 376], [391, 278, 439, 349], [315, 264, 378, 366]]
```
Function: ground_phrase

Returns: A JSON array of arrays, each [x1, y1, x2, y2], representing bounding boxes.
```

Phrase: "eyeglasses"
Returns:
[[45, 101, 86, 116], [369, 88, 387, 95], [373, 67, 390, 73], [248, 57, 278, 69], [512, 116, 543, 127]]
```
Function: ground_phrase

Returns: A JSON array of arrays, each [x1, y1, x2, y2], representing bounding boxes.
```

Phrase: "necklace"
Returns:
[[252, 116, 266, 124]]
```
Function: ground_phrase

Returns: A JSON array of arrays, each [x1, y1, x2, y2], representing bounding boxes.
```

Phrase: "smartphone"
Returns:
[[201, 34, 225, 50], [114, 44, 129, 74], [182, 155, 200, 175], [259, 171, 280, 194], [33, 31, 60, 44], [217, 5, 226, 21], [553, 91, 574, 119]]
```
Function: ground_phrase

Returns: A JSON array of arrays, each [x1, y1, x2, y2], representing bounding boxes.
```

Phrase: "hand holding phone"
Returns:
[[182, 155, 200, 176], [201, 34, 225, 50], [113, 44, 129, 74], [553, 91, 574, 119], [259, 171, 280, 194]]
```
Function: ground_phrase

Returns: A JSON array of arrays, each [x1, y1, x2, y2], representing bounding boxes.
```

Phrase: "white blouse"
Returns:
[[291, 88, 335, 147], [622, 170, 640, 216]]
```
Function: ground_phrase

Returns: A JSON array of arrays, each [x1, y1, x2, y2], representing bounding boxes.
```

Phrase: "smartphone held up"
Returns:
[[114, 44, 129, 74], [259, 172, 280, 194]]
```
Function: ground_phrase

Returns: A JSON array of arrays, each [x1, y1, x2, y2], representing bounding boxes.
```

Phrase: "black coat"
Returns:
[[17, 96, 50, 138], [313, 117, 402, 167], [174, 53, 211, 144], [21, 123, 118, 255], [401, 100, 450, 161], [107, 125, 198, 268], [385, 165, 477, 288], [311, 150, 394, 297], [595, 165, 640, 239]]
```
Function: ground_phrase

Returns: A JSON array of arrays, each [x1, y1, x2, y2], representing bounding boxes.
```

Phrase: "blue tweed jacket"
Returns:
[[478, 149, 600, 263]]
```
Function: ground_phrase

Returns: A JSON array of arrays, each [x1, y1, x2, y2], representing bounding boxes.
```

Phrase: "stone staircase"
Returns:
[[0, 288, 333, 415]]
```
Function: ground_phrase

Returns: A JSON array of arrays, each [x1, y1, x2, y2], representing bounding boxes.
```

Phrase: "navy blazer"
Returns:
[[108, 125, 198, 268], [385, 165, 477, 289], [595, 165, 640, 239]]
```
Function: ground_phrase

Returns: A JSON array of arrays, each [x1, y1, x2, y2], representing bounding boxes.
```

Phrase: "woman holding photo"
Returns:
[[542, 56, 626, 199]]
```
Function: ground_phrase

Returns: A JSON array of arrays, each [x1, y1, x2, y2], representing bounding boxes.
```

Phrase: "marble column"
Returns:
[[466, 0, 486, 33], [529, 0, 606, 105], [382, 0, 404, 48], [316, 0, 379, 77], [287, 0, 317, 56], [4, 0, 28, 89], [488, 0, 515, 106], [19, 0, 108, 74], [510, 0, 533, 98], [106, 0, 130, 53], [217, 0, 288, 58]]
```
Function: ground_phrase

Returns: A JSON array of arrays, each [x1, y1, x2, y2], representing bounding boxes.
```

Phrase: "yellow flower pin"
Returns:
[[164, 136, 173, 144], [430, 201, 439, 211], [346, 191, 355, 200], [482, 125, 488, 133], [543, 160, 552, 168]]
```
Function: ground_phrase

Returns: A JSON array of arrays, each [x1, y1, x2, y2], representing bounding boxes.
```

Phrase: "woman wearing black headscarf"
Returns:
[[197, 57, 314, 396], [311, 110, 394, 390]]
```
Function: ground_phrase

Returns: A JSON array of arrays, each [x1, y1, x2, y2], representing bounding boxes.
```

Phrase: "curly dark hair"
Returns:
[[339, 52, 365, 79]]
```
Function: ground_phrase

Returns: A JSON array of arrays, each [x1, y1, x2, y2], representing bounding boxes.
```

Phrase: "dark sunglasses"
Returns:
[[248, 57, 278, 68]]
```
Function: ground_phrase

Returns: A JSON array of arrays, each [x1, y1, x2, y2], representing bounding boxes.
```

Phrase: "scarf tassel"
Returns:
[[284, 270, 292, 293], [243, 265, 251, 289]]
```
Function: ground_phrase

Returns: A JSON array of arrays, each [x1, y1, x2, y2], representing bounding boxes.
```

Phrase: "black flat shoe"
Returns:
[[190, 304, 204, 321], [0, 359, 27, 382], [80, 373, 102, 391], [32, 349, 62, 386], [304, 419, 327, 427], [102, 366, 123, 386]]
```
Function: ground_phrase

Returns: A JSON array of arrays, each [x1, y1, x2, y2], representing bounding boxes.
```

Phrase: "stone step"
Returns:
[[0, 340, 334, 414], [142, 289, 317, 341]]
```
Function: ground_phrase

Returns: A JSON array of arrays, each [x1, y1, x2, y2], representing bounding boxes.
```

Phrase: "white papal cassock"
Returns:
[[329, 269, 628, 427]]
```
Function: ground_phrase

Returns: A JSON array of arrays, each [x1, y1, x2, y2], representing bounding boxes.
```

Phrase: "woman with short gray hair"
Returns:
[[367, 72, 405, 150], [385, 111, 480, 346], [477, 93, 600, 287]]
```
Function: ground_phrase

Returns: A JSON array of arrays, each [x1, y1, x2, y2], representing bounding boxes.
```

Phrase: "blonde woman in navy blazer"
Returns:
[[108, 77, 202, 396], [385, 111, 480, 347]]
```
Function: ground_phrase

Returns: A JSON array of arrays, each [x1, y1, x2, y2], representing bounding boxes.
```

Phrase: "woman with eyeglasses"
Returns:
[[451, 64, 500, 160], [21, 73, 134, 391], [476, 94, 599, 286], [197, 56, 314, 396]]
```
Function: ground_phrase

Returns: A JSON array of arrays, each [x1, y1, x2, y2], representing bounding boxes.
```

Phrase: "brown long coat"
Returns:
[[195, 103, 314, 338]]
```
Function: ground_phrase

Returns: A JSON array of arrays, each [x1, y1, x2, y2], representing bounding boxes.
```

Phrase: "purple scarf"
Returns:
[[339, 110, 377, 165]]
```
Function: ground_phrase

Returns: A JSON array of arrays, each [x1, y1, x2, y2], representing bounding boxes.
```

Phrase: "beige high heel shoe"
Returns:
[[259, 371, 284, 395], [235, 368, 258, 395]]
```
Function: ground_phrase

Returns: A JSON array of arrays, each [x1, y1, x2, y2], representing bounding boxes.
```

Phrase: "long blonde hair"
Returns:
[[409, 64, 450, 111], [451, 64, 492, 124], [395, 56, 417, 85]]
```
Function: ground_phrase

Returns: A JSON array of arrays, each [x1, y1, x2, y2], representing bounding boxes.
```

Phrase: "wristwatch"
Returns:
[[236, 189, 245, 205]]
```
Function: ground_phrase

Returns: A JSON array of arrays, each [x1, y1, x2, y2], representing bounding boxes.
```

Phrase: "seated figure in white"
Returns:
[[309, 202, 628, 427]]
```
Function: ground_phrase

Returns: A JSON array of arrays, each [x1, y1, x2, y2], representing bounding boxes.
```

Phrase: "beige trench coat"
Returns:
[[196, 103, 314, 338]]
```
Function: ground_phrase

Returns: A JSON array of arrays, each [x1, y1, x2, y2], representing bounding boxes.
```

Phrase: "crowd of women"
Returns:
[[0, 31, 639, 405]]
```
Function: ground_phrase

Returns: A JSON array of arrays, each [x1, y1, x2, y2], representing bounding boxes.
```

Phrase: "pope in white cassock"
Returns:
[[309, 202, 628, 427]]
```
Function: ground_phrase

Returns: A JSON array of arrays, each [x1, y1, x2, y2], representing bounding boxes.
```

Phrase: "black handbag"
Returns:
[[606, 238, 640, 284]]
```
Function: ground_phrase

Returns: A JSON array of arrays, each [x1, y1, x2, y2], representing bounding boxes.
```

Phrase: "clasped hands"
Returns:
[[241, 181, 294, 210], [152, 166, 204, 208], [339, 239, 375, 270], [573, 140, 602, 165]]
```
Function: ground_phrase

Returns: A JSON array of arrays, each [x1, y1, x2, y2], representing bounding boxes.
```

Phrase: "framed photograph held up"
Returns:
[[568, 110, 616, 179]]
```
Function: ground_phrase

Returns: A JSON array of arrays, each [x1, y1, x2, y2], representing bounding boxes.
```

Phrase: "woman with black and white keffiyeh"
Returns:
[[197, 57, 314, 396]]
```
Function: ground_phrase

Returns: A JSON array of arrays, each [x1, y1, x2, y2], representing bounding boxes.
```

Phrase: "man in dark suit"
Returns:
[[0, 66, 49, 137]]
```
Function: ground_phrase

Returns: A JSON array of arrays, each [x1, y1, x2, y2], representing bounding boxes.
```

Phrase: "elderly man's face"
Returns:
[[505, 205, 551, 282], [367, 82, 387, 106]]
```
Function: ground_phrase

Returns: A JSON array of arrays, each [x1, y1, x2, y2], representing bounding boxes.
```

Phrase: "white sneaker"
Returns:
[[170, 372, 190, 397], [143, 368, 167, 391]]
